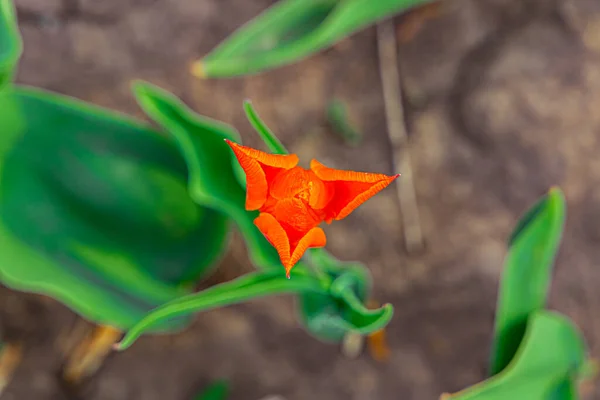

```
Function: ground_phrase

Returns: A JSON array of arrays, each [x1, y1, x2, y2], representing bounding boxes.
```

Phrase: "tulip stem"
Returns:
[[0, 342, 22, 395], [377, 19, 424, 254], [62, 324, 121, 384]]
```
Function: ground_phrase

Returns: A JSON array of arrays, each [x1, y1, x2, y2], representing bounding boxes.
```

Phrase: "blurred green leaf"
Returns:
[[194, 380, 229, 400], [117, 268, 327, 350], [444, 311, 586, 400], [326, 98, 362, 146], [0, 86, 230, 331], [132, 81, 284, 271], [0, 0, 22, 88], [490, 188, 566, 375], [194, 0, 435, 78], [298, 248, 393, 342]]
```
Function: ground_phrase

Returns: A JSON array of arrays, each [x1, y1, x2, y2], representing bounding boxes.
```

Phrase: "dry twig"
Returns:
[[377, 20, 424, 254]]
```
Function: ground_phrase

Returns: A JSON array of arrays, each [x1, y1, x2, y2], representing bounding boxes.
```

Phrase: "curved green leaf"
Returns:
[[0, 86, 230, 331], [490, 188, 566, 375], [298, 249, 393, 342], [194, 0, 435, 78], [446, 311, 587, 400], [194, 380, 229, 400], [116, 269, 328, 350], [132, 81, 283, 271], [0, 0, 22, 88]]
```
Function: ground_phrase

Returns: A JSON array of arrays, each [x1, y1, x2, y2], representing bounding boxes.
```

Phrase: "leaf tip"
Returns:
[[190, 61, 206, 79]]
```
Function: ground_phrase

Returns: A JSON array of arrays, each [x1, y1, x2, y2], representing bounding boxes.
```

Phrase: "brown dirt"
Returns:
[[2, 0, 600, 399]]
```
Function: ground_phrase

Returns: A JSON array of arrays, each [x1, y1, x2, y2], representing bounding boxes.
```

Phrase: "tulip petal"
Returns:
[[253, 212, 325, 277], [271, 197, 322, 236], [310, 159, 399, 221], [254, 212, 292, 270], [289, 227, 326, 277], [225, 140, 299, 210]]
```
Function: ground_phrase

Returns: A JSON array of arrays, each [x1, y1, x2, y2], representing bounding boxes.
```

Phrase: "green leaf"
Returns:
[[298, 249, 393, 342], [229, 100, 290, 188], [131, 81, 283, 271], [194, 380, 229, 400], [0, 86, 230, 331], [490, 188, 566, 375], [116, 268, 328, 350], [445, 311, 587, 400], [194, 0, 435, 78], [0, 0, 22, 88], [243, 100, 289, 155], [326, 98, 362, 146]]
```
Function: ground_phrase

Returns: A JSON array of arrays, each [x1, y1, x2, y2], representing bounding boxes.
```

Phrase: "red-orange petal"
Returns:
[[271, 198, 322, 239], [225, 140, 299, 210], [254, 212, 291, 263], [253, 212, 326, 278], [310, 159, 400, 221], [288, 227, 326, 278]]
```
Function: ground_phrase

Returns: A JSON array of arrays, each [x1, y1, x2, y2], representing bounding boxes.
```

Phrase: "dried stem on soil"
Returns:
[[377, 20, 424, 254], [62, 324, 121, 384], [341, 332, 364, 359], [0, 342, 23, 395]]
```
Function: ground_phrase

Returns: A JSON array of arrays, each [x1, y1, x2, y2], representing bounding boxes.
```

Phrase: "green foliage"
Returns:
[[194, 0, 437, 78], [131, 81, 282, 271], [445, 311, 587, 400], [299, 248, 393, 342], [193, 380, 229, 400], [0, 0, 21, 88], [243, 100, 288, 155], [0, 86, 231, 331], [491, 188, 566, 374], [117, 268, 325, 350], [445, 188, 592, 399]]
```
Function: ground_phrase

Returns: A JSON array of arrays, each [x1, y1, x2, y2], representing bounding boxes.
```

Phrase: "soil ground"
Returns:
[[2, 0, 600, 399]]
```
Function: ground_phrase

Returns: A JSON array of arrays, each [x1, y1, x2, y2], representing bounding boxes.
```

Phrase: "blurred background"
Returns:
[[2, 0, 599, 398]]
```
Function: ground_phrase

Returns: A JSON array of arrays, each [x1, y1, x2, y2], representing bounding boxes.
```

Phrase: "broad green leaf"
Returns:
[[490, 188, 566, 375], [0, 0, 22, 88], [194, 380, 229, 400], [297, 248, 393, 342], [444, 311, 587, 400], [194, 0, 436, 78], [0, 86, 230, 331], [132, 81, 283, 270], [326, 98, 362, 146], [116, 269, 328, 350]]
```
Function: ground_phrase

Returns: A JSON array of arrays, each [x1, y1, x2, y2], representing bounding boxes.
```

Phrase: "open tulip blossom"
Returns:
[[225, 140, 400, 277]]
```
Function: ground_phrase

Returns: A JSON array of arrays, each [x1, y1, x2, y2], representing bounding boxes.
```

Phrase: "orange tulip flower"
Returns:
[[225, 140, 400, 277]]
